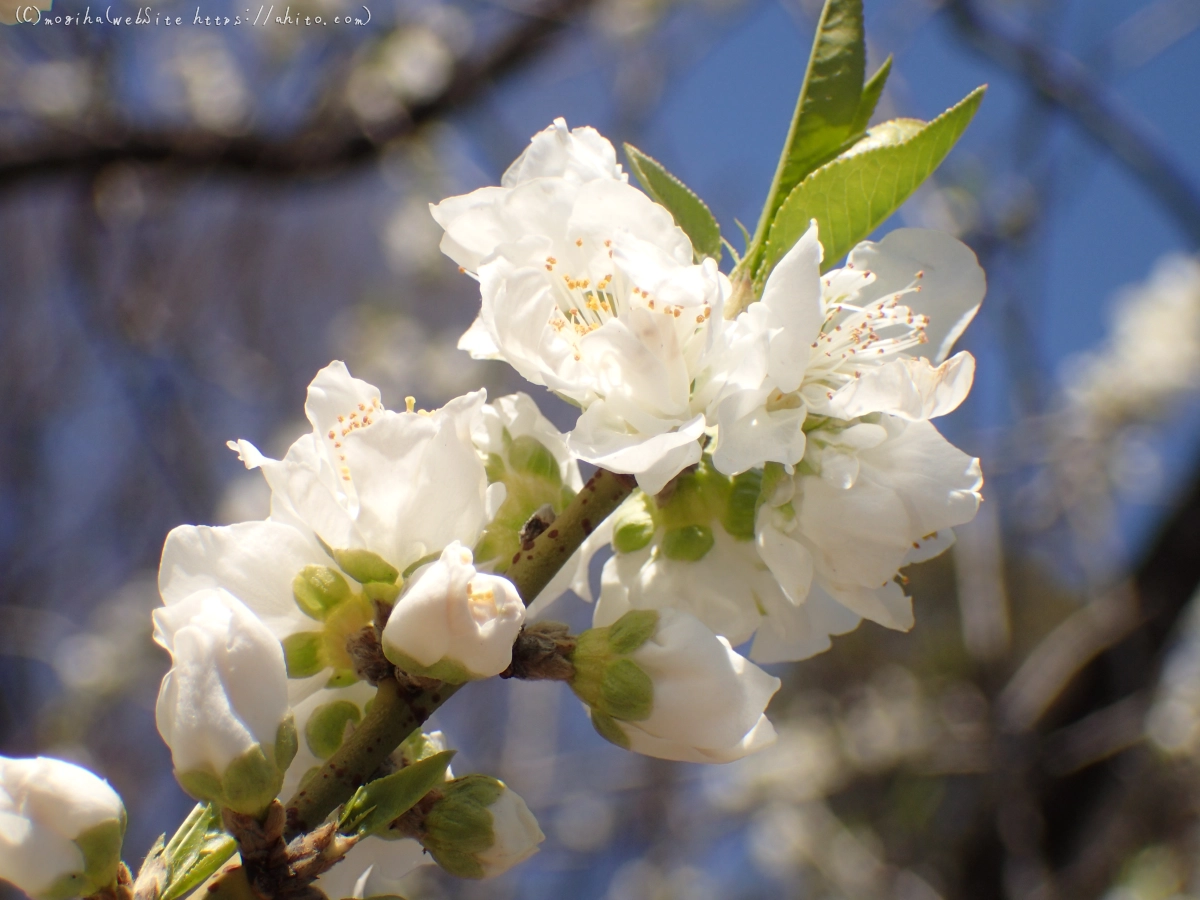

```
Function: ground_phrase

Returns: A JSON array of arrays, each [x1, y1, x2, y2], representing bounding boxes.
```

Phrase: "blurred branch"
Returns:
[[0, 0, 594, 187], [946, 0, 1200, 247], [997, 583, 1138, 733]]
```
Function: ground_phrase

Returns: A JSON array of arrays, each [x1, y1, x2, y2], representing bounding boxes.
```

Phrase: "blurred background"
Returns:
[[3, 0, 1200, 897]]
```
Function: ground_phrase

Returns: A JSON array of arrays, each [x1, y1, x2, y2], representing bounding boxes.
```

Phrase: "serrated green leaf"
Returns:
[[339, 750, 455, 837], [750, 0, 865, 261], [624, 144, 721, 263], [762, 85, 985, 278], [849, 55, 892, 136]]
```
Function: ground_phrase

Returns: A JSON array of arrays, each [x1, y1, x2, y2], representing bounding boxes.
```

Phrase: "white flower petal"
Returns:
[[823, 352, 976, 420], [848, 228, 985, 363]]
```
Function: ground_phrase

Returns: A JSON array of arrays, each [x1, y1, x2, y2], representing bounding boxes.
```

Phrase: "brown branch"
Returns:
[[0, 0, 595, 187]]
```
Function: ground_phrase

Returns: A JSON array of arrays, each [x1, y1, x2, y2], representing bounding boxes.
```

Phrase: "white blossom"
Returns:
[[1063, 253, 1200, 425], [160, 364, 519, 701], [433, 118, 731, 495], [754, 416, 982, 640], [707, 224, 984, 475], [581, 412, 980, 663], [571, 608, 780, 762], [228, 361, 501, 577], [594, 524, 862, 664], [0, 757, 125, 900], [381, 541, 525, 682], [153, 589, 297, 815]]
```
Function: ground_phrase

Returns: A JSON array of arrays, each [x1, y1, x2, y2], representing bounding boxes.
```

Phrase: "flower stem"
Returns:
[[509, 467, 636, 606], [284, 676, 461, 838], [280, 467, 635, 838]]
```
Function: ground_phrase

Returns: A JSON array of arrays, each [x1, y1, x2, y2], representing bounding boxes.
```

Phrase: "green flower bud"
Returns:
[[420, 776, 544, 879], [155, 592, 297, 818], [568, 610, 659, 727]]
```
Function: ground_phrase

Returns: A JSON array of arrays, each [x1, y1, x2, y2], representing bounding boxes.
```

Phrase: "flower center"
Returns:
[[543, 237, 713, 361], [324, 396, 384, 483], [466, 580, 499, 622], [805, 268, 930, 392]]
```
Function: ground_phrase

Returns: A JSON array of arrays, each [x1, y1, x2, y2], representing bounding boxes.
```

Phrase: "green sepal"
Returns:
[[275, 716, 298, 771], [624, 143, 722, 263], [292, 565, 352, 621], [566, 627, 611, 710], [484, 452, 507, 483], [399, 731, 448, 766], [305, 700, 362, 760], [176, 742, 284, 818], [601, 659, 653, 721], [419, 774, 506, 880], [662, 524, 715, 561], [507, 435, 561, 485], [339, 750, 456, 837], [722, 469, 764, 540], [326, 669, 359, 689], [425, 848, 484, 881], [656, 458, 729, 531], [282, 632, 324, 678], [64, 816, 125, 898], [612, 492, 657, 555], [761, 85, 985, 277], [221, 746, 283, 817], [607, 609, 659, 655], [331, 548, 400, 585], [402, 551, 442, 580], [385, 647, 475, 685], [589, 710, 631, 750], [363, 581, 402, 604]]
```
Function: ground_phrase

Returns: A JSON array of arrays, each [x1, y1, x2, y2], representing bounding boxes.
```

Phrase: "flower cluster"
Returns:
[[143, 357, 779, 894], [0, 111, 986, 900], [443, 119, 984, 662]]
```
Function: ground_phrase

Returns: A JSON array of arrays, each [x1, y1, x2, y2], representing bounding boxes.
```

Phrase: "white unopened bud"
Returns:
[[381, 542, 524, 683], [0, 757, 126, 900], [570, 609, 781, 763], [419, 776, 543, 879], [154, 589, 298, 816]]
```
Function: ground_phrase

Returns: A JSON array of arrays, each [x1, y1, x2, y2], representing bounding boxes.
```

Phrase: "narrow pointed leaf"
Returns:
[[339, 750, 455, 838], [624, 144, 722, 262], [761, 85, 985, 278], [750, 0, 865, 260], [160, 804, 237, 900], [849, 55, 893, 135]]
